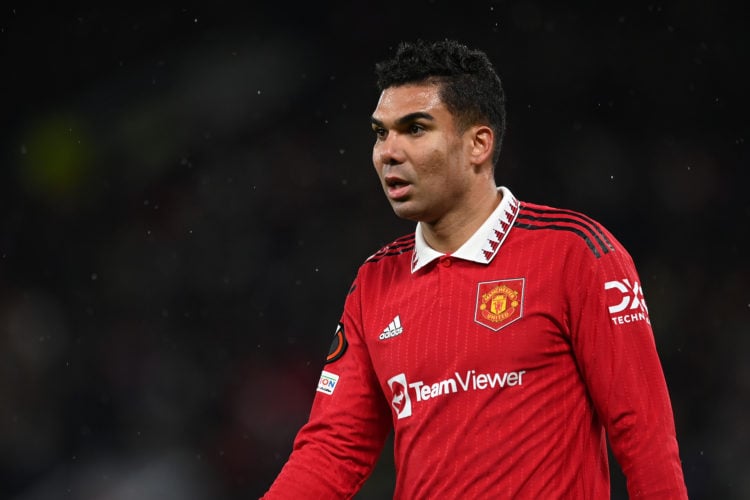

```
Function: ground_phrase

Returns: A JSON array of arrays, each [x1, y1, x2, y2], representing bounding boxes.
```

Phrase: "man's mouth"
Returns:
[[385, 176, 411, 200]]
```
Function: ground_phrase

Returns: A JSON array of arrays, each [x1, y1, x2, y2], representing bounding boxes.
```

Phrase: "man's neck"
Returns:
[[420, 185, 502, 254]]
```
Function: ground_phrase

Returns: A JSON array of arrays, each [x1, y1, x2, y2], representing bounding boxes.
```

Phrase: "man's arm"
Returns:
[[262, 276, 392, 499], [568, 232, 688, 498]]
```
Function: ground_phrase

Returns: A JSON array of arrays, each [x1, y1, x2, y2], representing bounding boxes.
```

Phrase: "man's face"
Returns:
[[371, 84, 474, 224]]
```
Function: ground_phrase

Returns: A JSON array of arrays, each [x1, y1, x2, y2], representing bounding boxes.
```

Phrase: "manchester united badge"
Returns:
[[475, 278, 525, 331]]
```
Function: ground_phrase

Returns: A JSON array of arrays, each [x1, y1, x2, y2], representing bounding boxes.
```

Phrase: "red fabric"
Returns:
[[262, 200, 687, 499]]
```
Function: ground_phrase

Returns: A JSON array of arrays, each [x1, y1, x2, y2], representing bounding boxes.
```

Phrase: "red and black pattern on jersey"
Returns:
[[365, 233, 415, 264], [513, 203, 615, 258]]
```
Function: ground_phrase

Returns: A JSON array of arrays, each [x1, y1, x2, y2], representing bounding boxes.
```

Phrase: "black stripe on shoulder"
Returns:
[[365, 234, 415, 264], [514, 221, 602, 257], [514, 205, 615, 258], [520, 206, 615, 252]]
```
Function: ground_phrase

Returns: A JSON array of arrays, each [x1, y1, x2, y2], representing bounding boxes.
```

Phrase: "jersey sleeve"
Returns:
[[567, 233, 688, 498], [261, 272, 392, 499]]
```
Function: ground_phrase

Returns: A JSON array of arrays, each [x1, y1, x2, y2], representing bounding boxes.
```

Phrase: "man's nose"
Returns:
[[375, 133, 405, 166]]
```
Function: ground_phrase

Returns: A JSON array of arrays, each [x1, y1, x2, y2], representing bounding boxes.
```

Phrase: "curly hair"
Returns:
[[375, 39, 507, 165]]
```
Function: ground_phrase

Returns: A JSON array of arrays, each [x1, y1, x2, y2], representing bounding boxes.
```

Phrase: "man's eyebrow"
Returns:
[[370, 112, 436, 128]]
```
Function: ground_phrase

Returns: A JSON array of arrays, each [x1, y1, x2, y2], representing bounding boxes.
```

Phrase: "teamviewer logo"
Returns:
[[387, 373, 412, 419]]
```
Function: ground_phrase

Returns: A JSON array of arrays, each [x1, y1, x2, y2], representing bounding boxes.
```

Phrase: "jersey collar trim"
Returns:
[[411, 186, 520, 273]]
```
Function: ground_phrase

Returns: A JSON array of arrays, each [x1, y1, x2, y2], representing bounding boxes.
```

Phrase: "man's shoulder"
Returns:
[[362, 233, 416, 266], [514, 200, 620, 259], [517, 200, 603, 223]]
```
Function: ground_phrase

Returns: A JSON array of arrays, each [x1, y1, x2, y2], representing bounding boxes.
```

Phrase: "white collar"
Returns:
[[411, 186, 520, 273]]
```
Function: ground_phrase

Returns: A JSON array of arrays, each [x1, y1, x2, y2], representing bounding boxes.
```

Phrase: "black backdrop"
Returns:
[[1, 2, 748, 499]]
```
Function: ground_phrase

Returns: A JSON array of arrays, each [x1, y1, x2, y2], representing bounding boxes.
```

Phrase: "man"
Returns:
[[262, 39, 687, 498]]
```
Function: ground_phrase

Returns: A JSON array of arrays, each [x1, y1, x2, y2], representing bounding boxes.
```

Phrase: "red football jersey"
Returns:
[[262, 187, 687, 499]]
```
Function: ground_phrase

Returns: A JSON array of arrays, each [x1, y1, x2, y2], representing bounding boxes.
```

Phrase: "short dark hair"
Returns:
[[375, 39, 507, 165]]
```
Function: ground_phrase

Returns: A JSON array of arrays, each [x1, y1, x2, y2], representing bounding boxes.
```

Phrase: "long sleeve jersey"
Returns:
[[262, 187, 687, 499]]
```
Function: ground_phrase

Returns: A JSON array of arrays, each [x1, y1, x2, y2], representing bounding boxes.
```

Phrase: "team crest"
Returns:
[[475, 278, 525, 331]]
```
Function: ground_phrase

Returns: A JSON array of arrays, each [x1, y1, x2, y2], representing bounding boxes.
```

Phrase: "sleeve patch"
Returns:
[[325, 323, 348, 363], [317, 370, 340, 395], [604, 278, 650, 326]]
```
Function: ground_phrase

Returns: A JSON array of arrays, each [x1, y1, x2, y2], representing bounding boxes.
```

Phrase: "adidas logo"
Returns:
[[379, 315, 404, 340]]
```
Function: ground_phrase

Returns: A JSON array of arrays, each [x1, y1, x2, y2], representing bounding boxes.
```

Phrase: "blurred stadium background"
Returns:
[[1, 2, 747, 498]]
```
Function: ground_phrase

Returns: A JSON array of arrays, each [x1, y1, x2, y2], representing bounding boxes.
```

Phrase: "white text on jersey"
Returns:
[[409, 369, 526, 402], [605, 278, 650, 326]]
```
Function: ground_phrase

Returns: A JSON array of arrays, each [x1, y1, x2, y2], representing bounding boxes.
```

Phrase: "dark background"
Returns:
[[1, 2, 747, 499]]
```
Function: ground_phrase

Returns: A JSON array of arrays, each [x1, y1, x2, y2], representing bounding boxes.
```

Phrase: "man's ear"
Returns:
[[469, 125, 494, 166]]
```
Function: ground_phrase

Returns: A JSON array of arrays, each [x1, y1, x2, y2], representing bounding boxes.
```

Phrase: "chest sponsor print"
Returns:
[[475, 278, 525, 331], [387, 369, 527, 419]]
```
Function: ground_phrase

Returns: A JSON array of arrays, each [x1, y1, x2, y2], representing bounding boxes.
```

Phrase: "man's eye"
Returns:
[[409, 124, 425, 135], [373, 127, 387, 139]]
